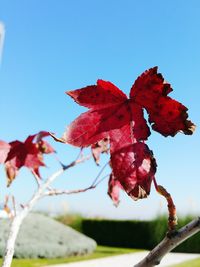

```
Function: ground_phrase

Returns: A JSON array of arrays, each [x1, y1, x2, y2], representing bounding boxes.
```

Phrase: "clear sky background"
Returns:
[[0, 0, 199, 220]]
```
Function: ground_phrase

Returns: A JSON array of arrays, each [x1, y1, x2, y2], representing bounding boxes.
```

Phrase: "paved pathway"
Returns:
[[47, 251, 200, 267]]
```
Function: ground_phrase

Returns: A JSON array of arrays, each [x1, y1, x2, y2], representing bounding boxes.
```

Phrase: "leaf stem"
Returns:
[[153, 177, 177, 231]]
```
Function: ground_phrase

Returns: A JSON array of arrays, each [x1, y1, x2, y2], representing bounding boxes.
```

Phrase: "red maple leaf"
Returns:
[[108, 173, 123, 206], [111, 142, 157, 199], [36, 131, 55, 154], [0, 141, 10, 163], [57, 67, 195, 200], [91, 137, 109, 165], [1, 131, 55, 186]]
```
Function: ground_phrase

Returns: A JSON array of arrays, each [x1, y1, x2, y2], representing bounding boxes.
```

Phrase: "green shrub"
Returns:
[[56, 213, 83, 232], [82, 218, 153, 249], [0, 213, 96, 258], [174, 216, 200, 253], [81, 216, 200, 253]]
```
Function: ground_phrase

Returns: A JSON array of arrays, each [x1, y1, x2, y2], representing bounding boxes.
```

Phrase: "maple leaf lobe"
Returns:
[[66, 80, 127, 109], [111, 143, 157, 200], [130, 66, 195, 137], [0, 141, 10, 163], [108, 173, 122, 206], [91, 138, 109, 165], [0, 131, 54, 186]]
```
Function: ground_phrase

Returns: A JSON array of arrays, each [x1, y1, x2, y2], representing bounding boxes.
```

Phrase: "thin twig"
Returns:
[[75, 154, 91, 164], [44, 174, 109, 197], [44, 186, 95, 196], [11, 196, 16, 217], [52, 148, 84, 169], [45, 159, 110, 197], [52, 153, 65, 168], [75, 147, 83, 161], [62, 153, 91, 170], [94, 174, 109, 187], [91, 161, 109, 187], [3, 195, 11, 217], [31, 170, 41, 187], [134, 217, 200, 267]]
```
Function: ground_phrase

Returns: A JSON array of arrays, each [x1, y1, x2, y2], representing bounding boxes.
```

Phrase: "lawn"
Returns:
[[0, 246, 141, 267], [171, 258, 200, 267]]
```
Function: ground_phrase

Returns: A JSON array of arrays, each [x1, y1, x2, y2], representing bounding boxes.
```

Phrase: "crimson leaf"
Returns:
[[91, 138, 109, 165], [57, 67, 195, 200], [1, 131, 54, 186], [108, 173, 123, 206], [0, 141, 10, 163]]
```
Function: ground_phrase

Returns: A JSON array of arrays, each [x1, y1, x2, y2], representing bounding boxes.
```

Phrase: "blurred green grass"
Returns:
[[171, 258, 200, 267], [0, 246, 141, 267]]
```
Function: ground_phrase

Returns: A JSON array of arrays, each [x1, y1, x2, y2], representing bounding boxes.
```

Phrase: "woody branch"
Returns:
[[2, 151, 94, 267], [134, 217, 200, 267]]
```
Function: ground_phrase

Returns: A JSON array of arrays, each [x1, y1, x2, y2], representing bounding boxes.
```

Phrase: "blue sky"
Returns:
[[0, 0, 199, 220]]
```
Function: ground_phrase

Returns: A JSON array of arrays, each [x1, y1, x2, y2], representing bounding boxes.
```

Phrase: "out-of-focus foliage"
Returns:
[[0, 213, 96, 258], [56, 213, 83, 232], [67, 216, 199, 253]]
